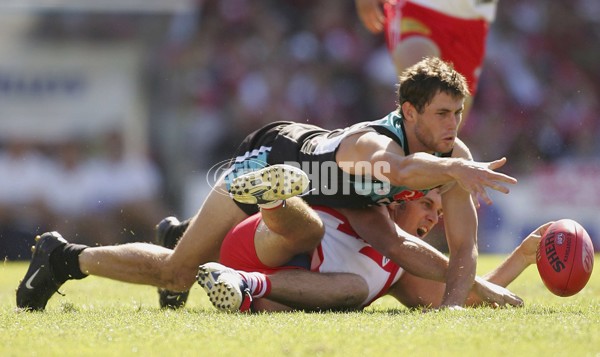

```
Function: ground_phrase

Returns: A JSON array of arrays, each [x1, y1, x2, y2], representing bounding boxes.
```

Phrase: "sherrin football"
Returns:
[[536, 219, 594, 297]]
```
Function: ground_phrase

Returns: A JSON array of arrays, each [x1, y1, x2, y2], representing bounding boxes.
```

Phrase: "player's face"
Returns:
[[389, 190, 443, 238], [408, 92, 463, 154]]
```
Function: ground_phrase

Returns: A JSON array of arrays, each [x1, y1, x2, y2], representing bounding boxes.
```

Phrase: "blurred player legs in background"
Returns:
[[356, 0, 498, 123]]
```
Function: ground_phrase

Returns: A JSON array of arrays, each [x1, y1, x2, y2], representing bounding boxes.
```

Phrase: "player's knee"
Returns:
[[392, 38, 439, 71], [400, 296, 432, 310], [339, 290, 367, 309], [305, 217, 325, 249], [161, 263, 198, 291], [337, 275, 369, 308]]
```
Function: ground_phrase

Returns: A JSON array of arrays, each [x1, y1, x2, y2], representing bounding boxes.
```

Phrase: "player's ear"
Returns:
[[401, 101, 417, 123]]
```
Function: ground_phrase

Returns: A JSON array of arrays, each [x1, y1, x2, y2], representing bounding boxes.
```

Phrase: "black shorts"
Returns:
[[224, 118, 409, 215], [224, 121, 330, 215]]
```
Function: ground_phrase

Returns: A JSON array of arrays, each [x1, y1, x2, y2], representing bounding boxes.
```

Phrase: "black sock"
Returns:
[[50, 243, 89, 284]]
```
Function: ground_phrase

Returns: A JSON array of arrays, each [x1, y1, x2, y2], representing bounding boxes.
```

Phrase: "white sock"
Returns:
[[238, 271, 271, 298]]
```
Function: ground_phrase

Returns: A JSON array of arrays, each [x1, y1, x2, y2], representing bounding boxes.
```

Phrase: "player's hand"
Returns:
[[517, 221, 554, 265], [473, 277, 524, 308], [449, 157, 517, 205], [355, 0, 386, 33]]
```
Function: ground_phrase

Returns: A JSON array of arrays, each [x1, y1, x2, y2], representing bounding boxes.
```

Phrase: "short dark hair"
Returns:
[[397, 57, 470, 114]]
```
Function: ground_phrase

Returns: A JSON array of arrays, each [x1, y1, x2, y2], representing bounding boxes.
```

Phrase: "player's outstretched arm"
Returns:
[[389, 226, 524, 309], [464, 223, 553, 307], [341, 206, 451, 283], [336, 133, 517, 205], [482, 222, 553, 288]]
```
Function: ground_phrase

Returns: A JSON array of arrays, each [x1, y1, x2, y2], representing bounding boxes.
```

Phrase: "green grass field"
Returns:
[[1, 256, 599, 357]]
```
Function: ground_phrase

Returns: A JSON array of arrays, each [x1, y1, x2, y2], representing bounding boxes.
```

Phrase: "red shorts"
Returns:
[[384, 1, 489, 94], [219, 213, 308, 274], [220, 207, 403, 307]]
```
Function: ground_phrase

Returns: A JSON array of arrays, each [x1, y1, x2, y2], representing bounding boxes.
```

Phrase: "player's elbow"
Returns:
[[379, 239, 412, 263], [469, 241, 479, 261], [324, 273, 369, 310], [376, 152, 410, 186], [336, 277, 369, 309], [382, 153, 432, 188], [452, 242, 479, 273]]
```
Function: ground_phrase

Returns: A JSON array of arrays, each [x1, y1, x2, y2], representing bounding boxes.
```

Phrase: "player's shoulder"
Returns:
[[340, 130, 400, 156], [449, 137, 473, 160]]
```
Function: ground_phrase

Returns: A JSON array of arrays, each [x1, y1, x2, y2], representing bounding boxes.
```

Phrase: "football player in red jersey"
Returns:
[[198, 188, 550, 312]]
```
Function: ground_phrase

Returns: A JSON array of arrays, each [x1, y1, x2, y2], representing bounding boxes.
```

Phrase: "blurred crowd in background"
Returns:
[[0, 131, 168, 258], [1, 0, 599, 259]]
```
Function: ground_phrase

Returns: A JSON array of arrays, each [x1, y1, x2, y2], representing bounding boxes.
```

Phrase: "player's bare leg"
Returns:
[[197, 164, 367, 312], [197, 195, 325, 313], [255, 197, 324, 267], [390, 37, 439, 79], [260, 271, 367, 311], [17, 197, 247, 312], [198, 262, 368, 313], [229, 164, 315, 267], [78, 180, 247, 291], [17, 184, 246, 310]]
